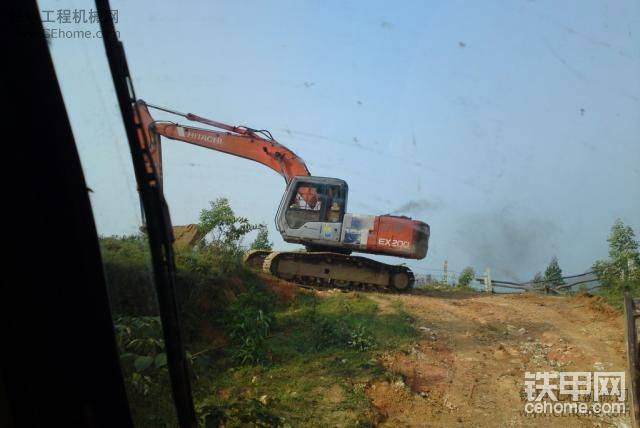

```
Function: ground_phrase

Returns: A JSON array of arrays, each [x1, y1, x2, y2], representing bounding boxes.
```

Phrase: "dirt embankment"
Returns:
[[365, 291, 629, 427]]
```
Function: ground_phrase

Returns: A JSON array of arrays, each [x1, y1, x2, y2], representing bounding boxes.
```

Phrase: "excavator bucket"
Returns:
[[172, 224, 203, 249]]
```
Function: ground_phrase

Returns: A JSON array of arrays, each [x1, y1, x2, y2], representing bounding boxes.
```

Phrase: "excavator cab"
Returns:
[[276, 176, 348, 246]]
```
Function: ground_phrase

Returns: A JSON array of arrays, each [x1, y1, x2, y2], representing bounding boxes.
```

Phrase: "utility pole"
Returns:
[[484, 267, 493, 293], [443, 260, 448, 284]]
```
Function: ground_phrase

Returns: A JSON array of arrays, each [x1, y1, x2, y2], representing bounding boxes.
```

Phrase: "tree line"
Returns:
[[455, 219, 639, 301]]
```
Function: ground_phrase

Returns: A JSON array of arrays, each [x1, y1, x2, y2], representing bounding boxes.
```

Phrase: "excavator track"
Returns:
[[259, 251, 414, 292], [243, 249, 272, 270]]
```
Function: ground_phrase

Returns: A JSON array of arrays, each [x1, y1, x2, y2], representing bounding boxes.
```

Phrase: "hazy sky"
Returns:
[[43, 0, 639, 281]]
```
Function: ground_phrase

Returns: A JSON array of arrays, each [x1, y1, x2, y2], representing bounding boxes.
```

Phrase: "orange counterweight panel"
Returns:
[[366, 215, 429, 259]]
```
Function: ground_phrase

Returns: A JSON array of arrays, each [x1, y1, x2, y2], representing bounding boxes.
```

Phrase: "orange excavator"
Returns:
[[134, 100, 430, 291]]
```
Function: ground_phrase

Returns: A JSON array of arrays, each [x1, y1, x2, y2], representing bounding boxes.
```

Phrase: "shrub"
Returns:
[[224, 291, 275, 365], [198, 197, 259, 249], [457, 267, 475, 288], [346, 324, 376, 351], [593, 219, 640, 307], [250, 224, 273, 251], [113, 315, 175, 424]]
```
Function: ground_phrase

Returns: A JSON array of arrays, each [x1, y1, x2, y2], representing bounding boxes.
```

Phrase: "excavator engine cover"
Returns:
[[342, 214, 429, 259]]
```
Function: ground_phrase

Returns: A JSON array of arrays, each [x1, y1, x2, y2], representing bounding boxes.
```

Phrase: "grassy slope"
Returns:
[[194, 292, 417, 426], [101, 236, 417, 427]]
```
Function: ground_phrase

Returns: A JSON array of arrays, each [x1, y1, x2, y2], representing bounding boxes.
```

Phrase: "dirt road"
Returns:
[[364, 290, 631, 427]]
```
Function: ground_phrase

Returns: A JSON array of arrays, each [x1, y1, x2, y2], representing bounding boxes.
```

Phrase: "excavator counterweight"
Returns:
[[133, 100, 430, 291]]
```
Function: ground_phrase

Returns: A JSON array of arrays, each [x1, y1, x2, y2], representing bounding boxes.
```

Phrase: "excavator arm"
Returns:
[[133, 100, 311, 187]]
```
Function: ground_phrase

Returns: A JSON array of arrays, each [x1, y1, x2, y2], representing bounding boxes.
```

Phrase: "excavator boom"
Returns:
[[134, 100, 310, 186]]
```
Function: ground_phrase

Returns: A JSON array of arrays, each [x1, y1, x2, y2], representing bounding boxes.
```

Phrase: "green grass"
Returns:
[[192, 292, 418, 427], [595, 279, 640, 310]]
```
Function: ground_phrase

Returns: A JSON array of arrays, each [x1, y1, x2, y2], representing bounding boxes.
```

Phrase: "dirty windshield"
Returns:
[[42, 0, 639, 426]]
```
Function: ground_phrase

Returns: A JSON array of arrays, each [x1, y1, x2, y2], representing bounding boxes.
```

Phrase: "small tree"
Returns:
[[198, 198, 258, 248], [458, 267, 475, 288], [608, 219, 639, 260], [594, 219, 640, 286], [607, 219, 639, 280], [544, 256, 565, 288], [250, 224, 273, 251]]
